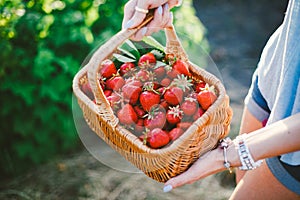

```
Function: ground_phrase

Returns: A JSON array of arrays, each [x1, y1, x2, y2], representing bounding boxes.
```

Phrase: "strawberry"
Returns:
[[106, 76, 125, 91], [144, 108, 166, 130], [122, 84, 142, 105], [106, 93, 121, 110], [193, 107, 205, 120], [164, 87, 183, 106], [166, 68, 180, 79], [146, 128, 170, 149], [171, 74, 193, 93], [168, 127, 184, 141], [176, 122, 192, 130], [100, 59, 117, 79], [197, 84, 217, 110], [138, 52, 156, 67], [166, 105, 183, 124], [161, 77, 171, 87], [81, 82, 94, 100], [136, 69, 150, 82], [159, 99, 169, 111], [195, 80, 206, 93], [164, 53, 176, 65], [133, 105, 146, 118], [154, 66, 166, 80], [125, 78, 143, 87], [119, 62, 135, 76], [181, 97, 198, 116], [104, 89, 112, 97], [134, 119, 144, 133], [172, 59, 190, 77], [140, 91, 160, 111], [117, 104, 138, 125]]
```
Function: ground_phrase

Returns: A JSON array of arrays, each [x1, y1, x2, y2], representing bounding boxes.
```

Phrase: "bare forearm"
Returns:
[[229, 112, 300, 167]]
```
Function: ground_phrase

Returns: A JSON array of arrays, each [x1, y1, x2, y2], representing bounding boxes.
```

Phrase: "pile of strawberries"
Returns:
[[82, 51, 217, 149]]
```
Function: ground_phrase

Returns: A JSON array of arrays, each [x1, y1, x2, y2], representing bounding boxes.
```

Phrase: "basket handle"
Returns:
[[87, 10, 155, 107], [87, 9, 188, 122]]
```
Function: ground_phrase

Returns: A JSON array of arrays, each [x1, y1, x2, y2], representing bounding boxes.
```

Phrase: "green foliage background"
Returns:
[[0, 0, 208, 178]]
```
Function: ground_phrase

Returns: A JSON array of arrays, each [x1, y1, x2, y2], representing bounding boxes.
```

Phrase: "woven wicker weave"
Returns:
[[73, 14, 232, 183]]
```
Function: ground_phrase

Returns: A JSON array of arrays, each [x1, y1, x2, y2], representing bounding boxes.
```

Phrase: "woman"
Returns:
[[122, 0, 300, 199]]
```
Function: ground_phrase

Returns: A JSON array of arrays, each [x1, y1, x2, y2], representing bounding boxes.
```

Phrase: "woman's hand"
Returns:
[[163, 148, 226, 192], [122, 0, 182, 41]]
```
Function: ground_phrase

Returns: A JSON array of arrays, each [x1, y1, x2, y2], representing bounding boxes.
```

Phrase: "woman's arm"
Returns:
[[163, 112, 300, 192]]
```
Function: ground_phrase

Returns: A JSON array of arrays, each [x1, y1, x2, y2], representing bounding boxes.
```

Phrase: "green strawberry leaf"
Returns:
[[113, 53, 136, 63], [142, 36, 165, 52], [151, 49, 165, 60], [117, 47, 136, 59], [154, 61, 167, 69], [120, 39, 140, 60]]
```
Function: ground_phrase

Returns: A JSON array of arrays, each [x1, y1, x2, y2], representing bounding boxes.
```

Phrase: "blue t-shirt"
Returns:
[[245, 0, 300, 165]]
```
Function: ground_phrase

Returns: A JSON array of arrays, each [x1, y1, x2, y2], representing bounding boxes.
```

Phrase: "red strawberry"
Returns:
[[166, 105, 183, 124], [159, 99, 169, 111], [119, 62, 135, 76], [122, 84, 142, 105], [146, 128, 170, 149], [176, 122, 192, 130], [197, 84, 217, 110], [161, 77, 171, 87], [134, 119, 144, 133], [154, 66, 166, 80], [166, 68, 180, 79], [144, 108, 166, 130], [104, 90, 112, 97], [117, 104, 138, 125], [136, 70, 150, 82], [81, 82, 94, 100], [138, 52, 156, 67], [126, 78, 143, 87], [195, 80, 206, 93], [181, 97, 198, 116], [193, 107, 205, 120], [168, 127, 184, 141], [172, 60, 190, 76], [164, 87, 183, 106], [171, 74, 193, 96], [107, 93, 121, 110], [106, 76, 125, 91], [133, 105, 146, 118], [140, 91, 160, 111], [100, 59, 117, 79]]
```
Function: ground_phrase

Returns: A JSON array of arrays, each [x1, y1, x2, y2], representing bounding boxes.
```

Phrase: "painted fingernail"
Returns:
[[124, 19, 133, 29], [141, 27, 147, 36], [169, 12, 173, 21], [158, 6, 163, 15], [164, 3, 169, 11], [163, 185, 173, 193]]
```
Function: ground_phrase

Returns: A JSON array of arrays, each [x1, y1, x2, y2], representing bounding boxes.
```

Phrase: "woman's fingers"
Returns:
[[123, 0, 169, 29], [131, 3, 173, 41]]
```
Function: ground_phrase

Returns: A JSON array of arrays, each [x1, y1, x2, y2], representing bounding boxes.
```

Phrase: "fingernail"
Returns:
[[164, 3, 169, 11], [125, 19, 133, 29], [170, 12, 173, 20], [141, 27, 147, 36], [163, 185, 173, 193], [158, 6, 163, 15]]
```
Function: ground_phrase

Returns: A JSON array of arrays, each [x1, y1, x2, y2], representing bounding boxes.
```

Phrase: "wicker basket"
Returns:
[[72, 14, 232, 183]]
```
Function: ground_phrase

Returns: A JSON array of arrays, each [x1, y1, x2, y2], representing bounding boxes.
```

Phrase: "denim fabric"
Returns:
[[266, 157, 300, 195]]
